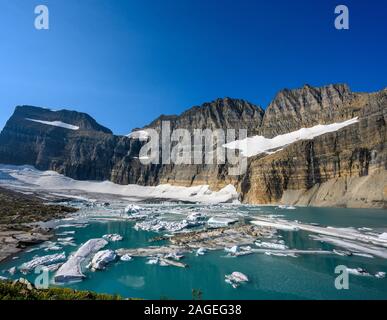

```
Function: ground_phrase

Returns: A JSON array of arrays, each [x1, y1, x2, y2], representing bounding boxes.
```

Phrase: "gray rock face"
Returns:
[[243, 88, 387, 208], [145, 98, 264, 135], [261, 84, 359, 137], [0, 85, 385, 208], [0, 106, 120, 180]]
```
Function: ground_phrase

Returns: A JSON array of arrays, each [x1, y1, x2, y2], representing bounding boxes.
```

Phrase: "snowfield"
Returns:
[[223, 117, 359, 157], [0, 164, 239, 204], [26, 118, 80, 130]]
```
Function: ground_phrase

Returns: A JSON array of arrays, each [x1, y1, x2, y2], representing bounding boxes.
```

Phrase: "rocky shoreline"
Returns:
[[0, 187, 77, 263]]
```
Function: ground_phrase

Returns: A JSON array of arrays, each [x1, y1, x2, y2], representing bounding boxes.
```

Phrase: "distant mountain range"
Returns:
[[0, 84, 385, 208]]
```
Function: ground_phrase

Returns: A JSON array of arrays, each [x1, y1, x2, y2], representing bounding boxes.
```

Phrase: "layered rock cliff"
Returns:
[[242, 86, 386, 208], [0, 85, 385, 208]]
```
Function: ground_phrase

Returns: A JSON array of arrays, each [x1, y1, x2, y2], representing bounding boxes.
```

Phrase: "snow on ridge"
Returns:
[[26, 118, 80, 130], [126, 130, 150, 141], [223, 117, 359, 157], [0, 164, 239, 204]]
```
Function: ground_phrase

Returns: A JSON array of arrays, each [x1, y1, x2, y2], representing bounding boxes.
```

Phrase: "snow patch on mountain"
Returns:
[[26, 118, 80, 130], [223, 117, 359, 157]]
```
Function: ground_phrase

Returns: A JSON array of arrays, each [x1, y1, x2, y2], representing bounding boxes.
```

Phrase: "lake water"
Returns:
[[1, 204, 387, 300]]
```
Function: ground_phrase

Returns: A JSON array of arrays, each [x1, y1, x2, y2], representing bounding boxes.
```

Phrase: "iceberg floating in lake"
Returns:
[[165, 252, 184, 260], [255, 241, 288, 250], [207, 217, 237, 227], [134, 219, 190, 233], [225, 271, 249, 288], [103, 234, 123, 242], [124, 204, 142, 214], [20, 252, 66, 273], [146, 257, 159, 265], [120, 254, 133, 262], [277, 205, 296, 210], [225, 245, 239, 254], [346, 267, 371, 277], [54, 238, 108, 283], [88, 250, 116, 271], [187, 212, 207, 222], [7, 267, 16, 275], [196, 247, 207, 256]]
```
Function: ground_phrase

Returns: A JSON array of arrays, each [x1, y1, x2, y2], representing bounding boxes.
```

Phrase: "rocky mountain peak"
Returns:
[[260, 84, 357, 137], [4, 105, 112, 134], [269, 83, 352, 111], [145, 97, 264, 135]]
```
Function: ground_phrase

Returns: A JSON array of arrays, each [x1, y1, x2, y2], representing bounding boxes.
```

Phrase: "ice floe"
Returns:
[[55, 223, 88, 229], [56, 231, 76, 236], [225, 272, 249, 288], [346, 269, 386, 279], [264, 251, 297, 257], [165, 252, 184, 260], [352, 253, 374, 258], [146, 257, 159, 265], [44, 245, 62, 252], [333, 249, 352, 256], [187, 212, 207, 222], [57, 237, 74, 242], [134, 219, 196, 233], [103, 234, 123, 242], [225, 246, 239, 254], [311, 235, 387, 259], [124, 204, 142, 214], [196, 247, 207, 256], [378, 233, 387, 240], [255, 241, 288, 250], [43, 263, 64, 272], [54, 238, 108, 282], [250, 219, 299, 231], [251, 216, 387, 260], [207, 217, 237, 227], [346, 267, 371, 277], [120, 254, 133, 261], [7, 267, 16, 275], [277, 205, 296, 210], [20, 252, 66, 273], [88, 250, 116, 271]]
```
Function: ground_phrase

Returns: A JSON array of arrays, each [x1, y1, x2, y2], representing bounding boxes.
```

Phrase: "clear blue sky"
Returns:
[[1, 0, 386, 135]]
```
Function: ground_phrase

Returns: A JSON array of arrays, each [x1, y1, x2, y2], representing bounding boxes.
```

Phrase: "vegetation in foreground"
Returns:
[[0, 280, 128, 300]]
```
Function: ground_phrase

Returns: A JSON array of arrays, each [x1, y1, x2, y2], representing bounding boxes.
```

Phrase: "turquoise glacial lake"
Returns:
[[1, 205, 387, 300]]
